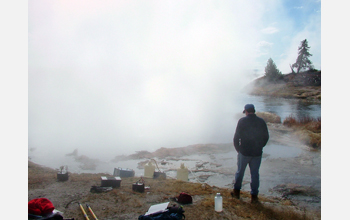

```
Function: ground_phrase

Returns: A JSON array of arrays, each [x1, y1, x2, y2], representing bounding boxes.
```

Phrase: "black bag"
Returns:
[[138, 212, 184, 220], [138, 205, 185, 220]]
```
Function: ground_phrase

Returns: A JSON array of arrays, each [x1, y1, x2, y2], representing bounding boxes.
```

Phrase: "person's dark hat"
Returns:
[[243, 104, 255, 113]]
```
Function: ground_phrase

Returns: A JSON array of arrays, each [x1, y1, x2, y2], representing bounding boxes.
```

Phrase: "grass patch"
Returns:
[[283, 115, 321, 148], [256, 112, 281, 123], [28, 161, 57, 187]]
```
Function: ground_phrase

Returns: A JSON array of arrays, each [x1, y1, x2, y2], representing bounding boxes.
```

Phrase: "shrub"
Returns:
[[283, 116, 297, 127], [283, 115, 320, 131]]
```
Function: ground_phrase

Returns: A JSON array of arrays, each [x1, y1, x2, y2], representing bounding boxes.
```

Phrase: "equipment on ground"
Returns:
[[86, 204, 98, 220], [78, 202, 90, 220]]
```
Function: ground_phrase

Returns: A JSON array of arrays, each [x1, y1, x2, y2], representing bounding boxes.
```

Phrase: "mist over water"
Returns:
[[29, 88, 320, 161], [28, 82, 250, 160]]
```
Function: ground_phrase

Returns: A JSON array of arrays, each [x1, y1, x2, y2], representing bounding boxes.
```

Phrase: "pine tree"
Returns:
[[292, 39, 313, 73], [265, 58, 283, 82]]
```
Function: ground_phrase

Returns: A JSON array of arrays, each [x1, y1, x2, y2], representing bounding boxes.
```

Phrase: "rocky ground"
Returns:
[[28, 160, 320, 220]]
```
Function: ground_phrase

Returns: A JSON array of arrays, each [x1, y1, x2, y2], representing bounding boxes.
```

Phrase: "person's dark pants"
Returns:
[[234, 152, 262, 195]]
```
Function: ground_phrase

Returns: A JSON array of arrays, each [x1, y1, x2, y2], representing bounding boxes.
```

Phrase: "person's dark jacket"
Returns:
[[233, 114, 269, 157]]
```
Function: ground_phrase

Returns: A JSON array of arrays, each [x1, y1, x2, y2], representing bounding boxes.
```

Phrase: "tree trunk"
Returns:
[[290, 64, 296, 74]]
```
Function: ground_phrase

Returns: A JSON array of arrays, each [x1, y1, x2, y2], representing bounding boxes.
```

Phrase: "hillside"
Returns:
[[246, 71, 321, 102]]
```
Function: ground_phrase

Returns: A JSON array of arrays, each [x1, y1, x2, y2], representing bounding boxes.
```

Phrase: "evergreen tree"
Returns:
[[264, 58, 282, 82], [292, 39, 313, 73]]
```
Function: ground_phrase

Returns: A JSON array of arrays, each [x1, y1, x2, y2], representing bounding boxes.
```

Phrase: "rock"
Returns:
[[198, 174, 212, 182]]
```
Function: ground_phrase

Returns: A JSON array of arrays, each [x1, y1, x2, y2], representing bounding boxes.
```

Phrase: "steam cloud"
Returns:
[[28, 1, 320, 159]]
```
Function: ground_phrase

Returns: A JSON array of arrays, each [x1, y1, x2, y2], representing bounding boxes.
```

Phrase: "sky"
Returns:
[[26, 0, 322, 158]]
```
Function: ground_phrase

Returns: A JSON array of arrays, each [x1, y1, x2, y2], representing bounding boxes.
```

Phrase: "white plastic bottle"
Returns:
[[215, 193, 223, 212]]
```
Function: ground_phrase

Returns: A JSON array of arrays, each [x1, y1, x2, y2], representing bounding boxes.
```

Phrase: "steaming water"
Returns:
[[190, 93, 321, 154], [29, 94, 320, 166], [28, 94, 320, 193], [263, 143, 303, 158], [28, 94, 321, 210]]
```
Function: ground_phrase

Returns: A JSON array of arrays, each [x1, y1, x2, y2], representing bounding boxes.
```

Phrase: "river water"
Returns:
[[239, 93, 321, 121]]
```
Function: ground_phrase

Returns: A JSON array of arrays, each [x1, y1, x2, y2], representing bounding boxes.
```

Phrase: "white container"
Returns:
[[144, 162, 155, 178], [176, 163, 189, 181], [215, 193, 223, 212]]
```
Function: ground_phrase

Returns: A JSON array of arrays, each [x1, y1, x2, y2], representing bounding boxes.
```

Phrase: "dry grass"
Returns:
[[28, 161, 57, 187], [256, 112, 281, 123], [283, 115, 321, 148], [283, 115, 320, 131], [28, 161, 320, 220]]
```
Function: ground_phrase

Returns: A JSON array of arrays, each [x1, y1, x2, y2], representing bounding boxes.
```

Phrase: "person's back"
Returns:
[[233, 114, 269, 157]]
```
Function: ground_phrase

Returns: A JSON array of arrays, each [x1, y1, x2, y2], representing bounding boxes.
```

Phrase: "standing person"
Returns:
[[231, 104, 269, 203]]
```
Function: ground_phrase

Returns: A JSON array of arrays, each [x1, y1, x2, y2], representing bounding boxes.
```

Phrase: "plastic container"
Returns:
[[176, 163, 189, 181], [215, 193, 223, 212], [144, 162, 155, 178]]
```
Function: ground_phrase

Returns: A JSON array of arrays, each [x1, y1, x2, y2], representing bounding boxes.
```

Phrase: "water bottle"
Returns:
[[215, 193, 223, 212]]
